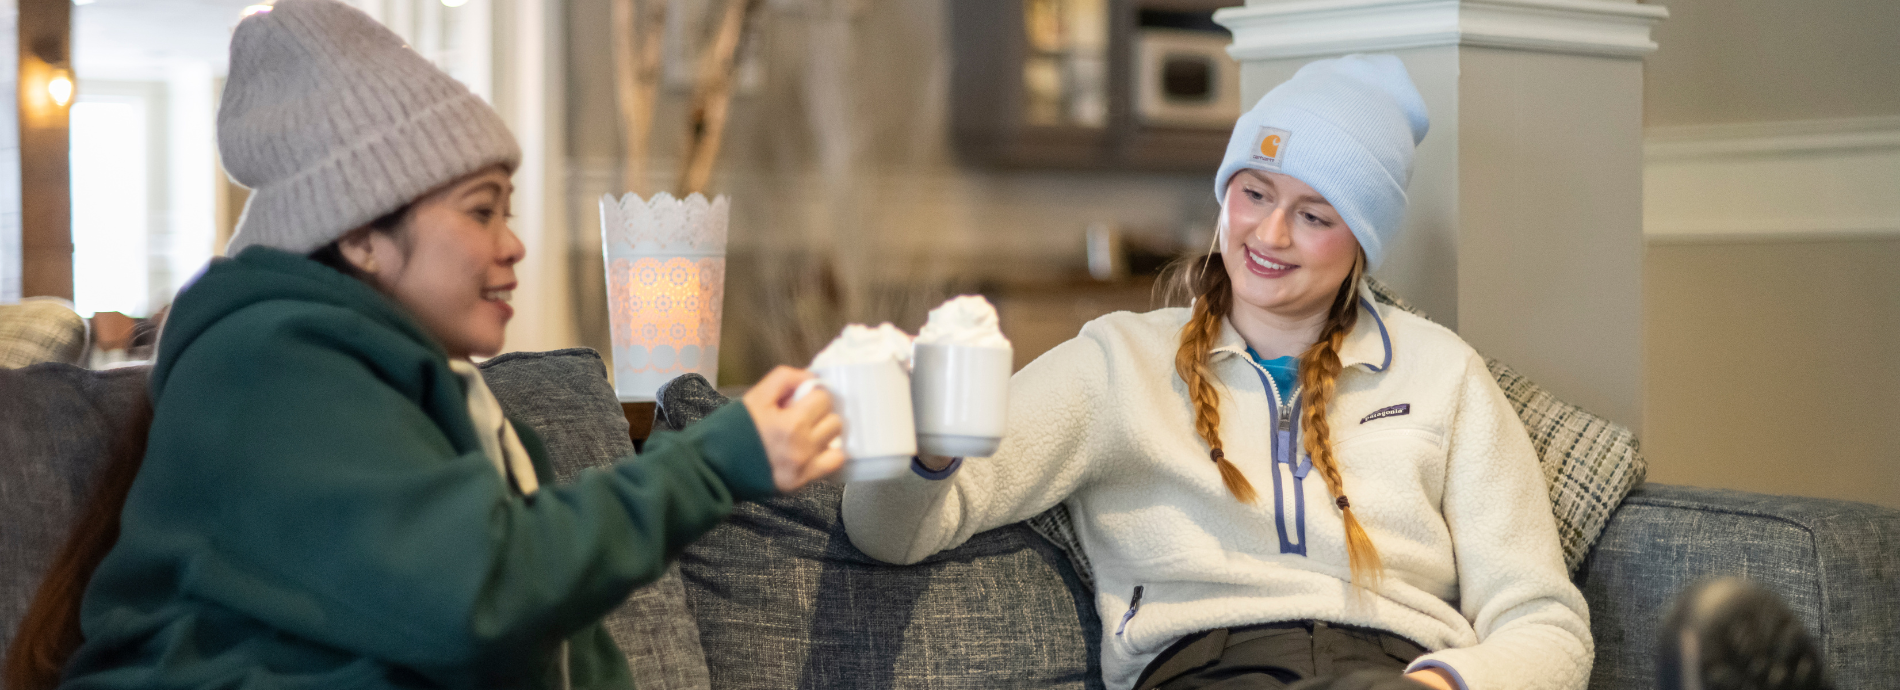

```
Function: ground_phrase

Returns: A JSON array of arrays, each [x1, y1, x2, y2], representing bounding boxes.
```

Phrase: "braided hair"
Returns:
[[1165, 239, 1381, 589]]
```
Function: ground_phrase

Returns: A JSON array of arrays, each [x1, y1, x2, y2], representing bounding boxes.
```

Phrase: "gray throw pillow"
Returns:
[[0, 363, 149, 654], [480, 348, 711, 690]]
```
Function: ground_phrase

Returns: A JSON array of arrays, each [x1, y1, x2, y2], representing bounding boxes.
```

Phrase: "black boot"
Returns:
[[1659, 577, 1831, 690]]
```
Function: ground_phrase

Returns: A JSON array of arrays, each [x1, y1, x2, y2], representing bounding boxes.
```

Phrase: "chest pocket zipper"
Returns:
[[1116, 585, 1144, 636], [1252, 363, 1310, 556]]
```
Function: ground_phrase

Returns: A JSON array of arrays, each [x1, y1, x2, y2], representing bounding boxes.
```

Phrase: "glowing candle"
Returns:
[[600, 193, 728, 402]]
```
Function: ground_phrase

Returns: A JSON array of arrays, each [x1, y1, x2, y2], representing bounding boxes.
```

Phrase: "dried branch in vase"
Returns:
[[678, 0, 765, 196], [610, 0, 667, 195]]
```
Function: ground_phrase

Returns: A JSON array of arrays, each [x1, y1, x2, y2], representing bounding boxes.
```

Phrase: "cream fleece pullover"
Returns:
[[841, 295, 1591, 690]]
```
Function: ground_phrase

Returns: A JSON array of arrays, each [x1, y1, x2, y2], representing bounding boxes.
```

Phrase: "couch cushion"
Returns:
[[1577, 483, 1900, 690], [0, 299, 89, 369], [479, 348, 711, 690], [0, 363, 149, 654], [680, 484, 1103, 690], [655, 374, 1105, 690]]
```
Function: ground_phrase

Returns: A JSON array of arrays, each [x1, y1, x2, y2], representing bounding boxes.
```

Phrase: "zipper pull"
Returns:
[[1276, 395, 1295, 464], [1116, 585, 1144, 636], [1276, 391, 1307, 467]]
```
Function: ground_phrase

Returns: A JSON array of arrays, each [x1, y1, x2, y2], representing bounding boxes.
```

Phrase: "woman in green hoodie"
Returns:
[[9, 1, 843, 688]]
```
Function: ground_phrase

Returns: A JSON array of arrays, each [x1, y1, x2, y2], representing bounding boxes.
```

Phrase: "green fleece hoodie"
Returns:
[[62, 247, 775, 689]]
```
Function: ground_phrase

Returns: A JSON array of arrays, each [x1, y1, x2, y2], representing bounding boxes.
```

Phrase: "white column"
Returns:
[[493, 0, 577, 355], [1218, 0, 1667, 431], [165, 60, 217, 296], [0, 0, 18, 303]]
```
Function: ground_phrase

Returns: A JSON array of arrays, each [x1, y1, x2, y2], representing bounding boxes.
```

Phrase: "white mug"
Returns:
[[795, 359, 917, 482], [909, 343, 1012, 457]]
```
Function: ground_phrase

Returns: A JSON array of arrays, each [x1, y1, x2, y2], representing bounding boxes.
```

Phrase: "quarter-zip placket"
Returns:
[[1246, 360, 1312, 556]]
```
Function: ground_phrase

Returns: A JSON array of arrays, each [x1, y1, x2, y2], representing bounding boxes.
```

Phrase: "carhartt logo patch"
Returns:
[[1252, 126, 1291, 170], [1360, 404, 1410, 424]]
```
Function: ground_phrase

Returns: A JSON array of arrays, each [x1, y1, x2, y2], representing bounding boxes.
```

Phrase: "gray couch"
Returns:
[[5, 348, 1897, 689]]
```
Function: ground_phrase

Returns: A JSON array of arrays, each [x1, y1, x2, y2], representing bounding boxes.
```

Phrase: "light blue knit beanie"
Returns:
[[1213, 54, 1429, 270]]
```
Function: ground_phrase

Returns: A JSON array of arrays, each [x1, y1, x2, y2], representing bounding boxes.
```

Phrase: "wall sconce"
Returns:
[[47, 72, 72, 107], [600, 193, 729, 402], [20, 58, 72, 122]]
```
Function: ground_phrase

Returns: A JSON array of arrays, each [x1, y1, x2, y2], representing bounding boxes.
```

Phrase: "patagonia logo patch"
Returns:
[[1360, 404, 1410, 424], [1252, 126, 1291, 170]]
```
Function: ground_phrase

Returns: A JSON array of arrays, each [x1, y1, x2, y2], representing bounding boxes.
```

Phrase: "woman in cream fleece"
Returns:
[[842, 55, 1590, 690]]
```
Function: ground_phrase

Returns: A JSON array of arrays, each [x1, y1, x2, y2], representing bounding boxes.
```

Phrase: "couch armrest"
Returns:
[[1577, 483, 1900, 690], [480, 349, 711, 690]]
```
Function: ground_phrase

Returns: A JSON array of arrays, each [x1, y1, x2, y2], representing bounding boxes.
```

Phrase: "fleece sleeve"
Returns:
[[132, 304, 775, 688], [1402, 352, 1594, 690], [842, 332, 1113, 565]]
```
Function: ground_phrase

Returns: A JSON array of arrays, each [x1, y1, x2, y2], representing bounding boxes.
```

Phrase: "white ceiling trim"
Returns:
[[1214, 0, 1669, 61], [1645, 116, 1900, 160], [1645, 116, 1900, 243]]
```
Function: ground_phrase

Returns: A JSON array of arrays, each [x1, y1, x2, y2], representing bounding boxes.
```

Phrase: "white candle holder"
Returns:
[[600, 192, 729, 402]]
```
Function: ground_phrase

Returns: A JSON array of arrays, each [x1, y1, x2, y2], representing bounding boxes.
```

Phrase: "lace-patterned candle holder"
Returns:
[[600, 192, 729, 402]]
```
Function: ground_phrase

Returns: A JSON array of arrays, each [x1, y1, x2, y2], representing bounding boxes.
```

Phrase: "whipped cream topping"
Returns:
[[810, 322, 915, 370], [915, 295, 1011, 349]]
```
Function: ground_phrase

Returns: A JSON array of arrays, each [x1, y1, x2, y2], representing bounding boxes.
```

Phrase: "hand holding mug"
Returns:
[[742, 366, 847, 492], [801, 360, 919, 482]]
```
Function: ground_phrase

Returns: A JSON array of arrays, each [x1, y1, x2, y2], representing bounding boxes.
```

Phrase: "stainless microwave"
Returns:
[[1135, 28, 1241, 129]]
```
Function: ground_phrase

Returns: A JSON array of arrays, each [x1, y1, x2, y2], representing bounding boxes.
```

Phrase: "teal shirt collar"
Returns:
[[1246, 347, 1300, 398]]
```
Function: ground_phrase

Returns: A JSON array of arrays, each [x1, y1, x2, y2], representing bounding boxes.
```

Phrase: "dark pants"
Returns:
[[1135, 621, 1427, 690]]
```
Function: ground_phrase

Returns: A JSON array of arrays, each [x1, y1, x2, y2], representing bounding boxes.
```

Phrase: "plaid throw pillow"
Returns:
[[1024, 497, 1099, 594], [0, 299, 89, 369], [1028, 280, 1645, 589]]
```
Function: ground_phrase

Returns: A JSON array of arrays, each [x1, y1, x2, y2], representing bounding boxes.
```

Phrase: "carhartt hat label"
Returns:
[[1252, 126, 1291, 170], [1360, 403, 1409, 424]]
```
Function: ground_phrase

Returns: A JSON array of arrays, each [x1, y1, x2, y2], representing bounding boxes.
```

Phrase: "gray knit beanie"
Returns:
[[219, 0, 520, 256]]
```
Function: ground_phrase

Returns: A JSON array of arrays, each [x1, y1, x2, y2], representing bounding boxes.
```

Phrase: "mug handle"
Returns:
[[792, 378, 826, 404], [791, 378, 845, 451]]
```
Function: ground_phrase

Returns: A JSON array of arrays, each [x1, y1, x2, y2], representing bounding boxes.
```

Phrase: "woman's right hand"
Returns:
[[741, 366, 847, 492]]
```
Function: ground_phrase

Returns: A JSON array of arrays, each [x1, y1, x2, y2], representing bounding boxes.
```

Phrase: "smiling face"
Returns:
[[338, 166, 522, 359], [1218, 169, 1362, 325]]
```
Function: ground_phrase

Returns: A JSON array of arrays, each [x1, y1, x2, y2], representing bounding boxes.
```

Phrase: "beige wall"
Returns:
[[1645, 0, 1900, 127], [1639, 0, 1900, 507], [1643, 239, 1900, 508]]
